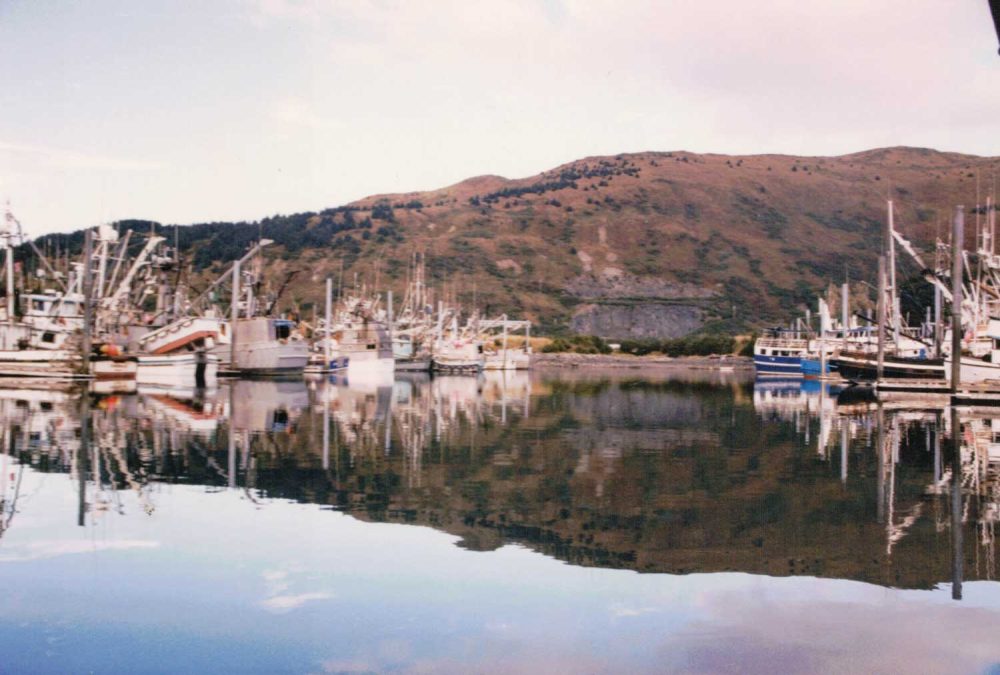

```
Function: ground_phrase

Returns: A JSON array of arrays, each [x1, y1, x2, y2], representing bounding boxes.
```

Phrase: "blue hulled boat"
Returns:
[[753, 329, 810, 376]]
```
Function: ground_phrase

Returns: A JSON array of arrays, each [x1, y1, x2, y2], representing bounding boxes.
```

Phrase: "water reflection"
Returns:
[[2, 372, 1000, 672], [4, 373, 999, 590]]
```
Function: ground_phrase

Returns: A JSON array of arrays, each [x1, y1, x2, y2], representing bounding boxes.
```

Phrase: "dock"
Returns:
[[867, 378, 1000, 406]]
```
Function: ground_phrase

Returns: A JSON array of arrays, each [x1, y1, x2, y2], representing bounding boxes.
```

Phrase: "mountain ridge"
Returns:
[[30, 145, 1000, 338]]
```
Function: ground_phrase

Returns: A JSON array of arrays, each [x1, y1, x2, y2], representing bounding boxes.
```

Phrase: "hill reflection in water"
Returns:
[[2, 370, 1000, 672]]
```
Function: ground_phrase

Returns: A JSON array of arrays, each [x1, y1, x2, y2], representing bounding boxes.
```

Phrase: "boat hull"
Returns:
[[800, 358, 836, 377], [433, 357, 483, 374], [945, 356, 1000, 384], [138, 352, 219, 388], [213, 341, 309, 375], [92, 356, 138, 381], [347, 356, 395, 382], [483, 350, 531, 371], [304, 356, 350, 374], [0, 349, 87, 379], [753, 355, 803, 376], [394, 357, 431, 372], [830, 353, 945, 381]]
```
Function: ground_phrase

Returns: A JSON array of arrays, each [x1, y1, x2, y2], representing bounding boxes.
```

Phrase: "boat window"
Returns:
[[271, 409, 289, 431], [41, 332, 55, 343], [275, 323, 291, 340], [367, 343, 376, 350]]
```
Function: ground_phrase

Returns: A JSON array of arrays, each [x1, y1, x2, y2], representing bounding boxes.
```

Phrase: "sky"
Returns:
[[0, 0, 998, 236]]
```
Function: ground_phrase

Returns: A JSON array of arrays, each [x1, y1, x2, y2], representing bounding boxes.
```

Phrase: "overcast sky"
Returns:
[[1, 0, 997, 235]]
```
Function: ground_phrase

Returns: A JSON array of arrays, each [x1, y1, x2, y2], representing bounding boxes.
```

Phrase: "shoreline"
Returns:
[[530, 353, 754, 370]]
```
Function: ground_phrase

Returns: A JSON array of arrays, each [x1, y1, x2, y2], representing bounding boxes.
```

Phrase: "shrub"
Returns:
[[540, 335, 612, 354]]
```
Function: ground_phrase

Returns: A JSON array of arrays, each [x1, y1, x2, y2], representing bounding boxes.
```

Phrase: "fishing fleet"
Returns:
[[0, 210, 532, 392], [754, 195, 1000, 400]]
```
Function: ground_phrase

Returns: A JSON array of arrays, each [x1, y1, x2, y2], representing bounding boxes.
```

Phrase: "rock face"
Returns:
[[570, 302, 704, 339], [565, 272, 714, 338]]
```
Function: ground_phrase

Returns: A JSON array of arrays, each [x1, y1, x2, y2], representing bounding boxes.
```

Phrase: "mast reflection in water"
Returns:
[[1, 371, 1000, 673]]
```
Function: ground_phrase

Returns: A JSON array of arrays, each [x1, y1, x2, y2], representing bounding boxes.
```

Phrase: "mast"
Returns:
[[189, 239, 272, 311], [887, 200, 900, 348], [951, 205, 964, 392], [82, 229, 94, 374], [841, 282, 849, 332], [934, 283, 943, 358], [3, 226, 13, 325], [991, 192, 996, 258], [324, 276, 332, 368], [501, 313, 508, 369]]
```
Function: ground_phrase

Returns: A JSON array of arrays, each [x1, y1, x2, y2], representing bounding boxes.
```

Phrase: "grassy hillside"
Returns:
[[31, 146, 999, 338]]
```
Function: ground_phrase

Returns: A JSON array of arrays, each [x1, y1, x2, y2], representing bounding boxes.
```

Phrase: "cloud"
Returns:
[[611, 604, 661, 618], [269, 98, 333, 131], [259, 567, 333, 613], [0, 539, 160, 562], [261, 591, 334, 612], [0, 141, 163, 172], [657, 591, 1000, 674], [244, 0, 1000, 156]]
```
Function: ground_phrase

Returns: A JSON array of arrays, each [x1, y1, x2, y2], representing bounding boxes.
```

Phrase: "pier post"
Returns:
[[230, 260, 240, 371], [876, 402, 885, 524], [840, 424, 847, 483], [877, 256, 886, 382], [950, 405, 963, 600], [951, 206, 964, 392], [77, 394, 90, 527], [228, 384, 236, 489]]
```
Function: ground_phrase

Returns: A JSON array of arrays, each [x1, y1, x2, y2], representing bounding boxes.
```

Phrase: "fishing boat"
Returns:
[[753, 328, 809, 376], [480, 315, 532, 371], [334, 296, 395, 381], [213, 317, 309, 375], [393, 333, 431, 372], [433, 338, 484, 373], [183, 240, 309, 376], [134, 314, 221, 387]]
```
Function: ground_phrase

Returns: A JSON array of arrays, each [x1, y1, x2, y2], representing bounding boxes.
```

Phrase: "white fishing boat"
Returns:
[[392, 333, 432, 371], [137, 351, 219, 387], [433, 339, 484, 373], [136, 316, 221, 387], [212, 317, 309, 375], [304, 278, 349, 375], [333, 295, 395, 382], [480, 315, 532, 371]]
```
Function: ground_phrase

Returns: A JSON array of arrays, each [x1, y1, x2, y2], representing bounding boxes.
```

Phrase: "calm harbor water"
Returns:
[[2, 370, 1000, 674]]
